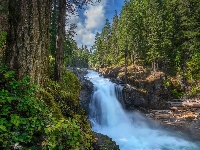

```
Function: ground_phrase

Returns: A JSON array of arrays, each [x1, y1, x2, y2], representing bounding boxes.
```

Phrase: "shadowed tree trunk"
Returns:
[[5, 0, 51, 86], [0, 0, 8, 32], [54, 0, 66, 82]]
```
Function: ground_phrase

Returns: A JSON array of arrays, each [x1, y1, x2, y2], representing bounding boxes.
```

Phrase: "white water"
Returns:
[[86, 70, 200, 150]]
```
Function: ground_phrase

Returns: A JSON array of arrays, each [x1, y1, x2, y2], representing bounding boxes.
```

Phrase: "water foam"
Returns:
[[86, 70, 200, 150]]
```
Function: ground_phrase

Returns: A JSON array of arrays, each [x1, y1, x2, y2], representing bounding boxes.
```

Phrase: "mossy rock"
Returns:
[[94, 132, 120, 150]]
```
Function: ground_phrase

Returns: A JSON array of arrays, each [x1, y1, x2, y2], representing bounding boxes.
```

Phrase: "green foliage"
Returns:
[[89, 0, 200, 96], [0, 64, 96, 149], [49, 55, 55, 79], [41, 70, 95, 149], [43, 117, 95, 150], [90, 19, 111, 68], [0, 31, 7, 48], [171, 89, 184, 99], [0, 31, 7, 61], [45, 71, 81, 108], [0, 64, 51, 149], [163, 78, 172, 88], [71, 47, 90, 68]]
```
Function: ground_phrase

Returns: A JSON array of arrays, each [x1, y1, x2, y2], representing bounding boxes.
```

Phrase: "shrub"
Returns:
[[0, 64, 96, 149], [0, 64, 51, 149]]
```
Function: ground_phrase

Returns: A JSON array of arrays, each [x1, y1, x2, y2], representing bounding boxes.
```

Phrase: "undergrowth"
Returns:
[[0, 64, 96, 149]]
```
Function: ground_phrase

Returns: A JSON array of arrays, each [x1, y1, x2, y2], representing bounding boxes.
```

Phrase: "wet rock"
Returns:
[[110, 78, 124, 84], [98, 67, 171, 110], [79, 78, 93, 114], [69, 67, 88, 81], [69, 67, 94, 114], [189, 118, 200, 140], [122, 85, 148, 110], [93, 132, 120, 150]]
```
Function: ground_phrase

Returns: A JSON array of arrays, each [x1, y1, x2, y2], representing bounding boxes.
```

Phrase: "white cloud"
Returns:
[[66, 0, 108, 48], [74, 23, 96, 47], [84, 5, 105, 30]]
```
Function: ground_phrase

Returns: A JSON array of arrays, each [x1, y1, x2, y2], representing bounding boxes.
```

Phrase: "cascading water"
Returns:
[[86, 70, 200, 150]]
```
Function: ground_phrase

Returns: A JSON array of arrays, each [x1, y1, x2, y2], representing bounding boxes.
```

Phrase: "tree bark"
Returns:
[[0, 0, 9, 32], [54, 0, 66, 82], [5, 0, 51, 86]]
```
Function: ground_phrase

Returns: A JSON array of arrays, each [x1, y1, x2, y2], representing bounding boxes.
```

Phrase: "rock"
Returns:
[[189, 118, 200, 140], [122, 85, 148, 110], [79, 78, 93, 114], [110, 78, 124, 84], [98, 67, 171, 110], [146, 98, 200, 141], [93, 132, 120, 150], [69, 67, 94, 114], [69, 67, 88, 81]]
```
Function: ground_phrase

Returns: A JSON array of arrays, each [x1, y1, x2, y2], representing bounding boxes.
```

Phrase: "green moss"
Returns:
[[37, 89, 64, 120]]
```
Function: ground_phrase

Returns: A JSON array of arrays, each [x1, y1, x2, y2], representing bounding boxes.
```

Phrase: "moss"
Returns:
[[37, 89, 64, 120]]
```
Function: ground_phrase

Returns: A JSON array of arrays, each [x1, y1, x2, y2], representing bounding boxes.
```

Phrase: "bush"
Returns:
[[0, 31, 7, 48], [0, 64, 96, 149], [0, 64, 51, 149]]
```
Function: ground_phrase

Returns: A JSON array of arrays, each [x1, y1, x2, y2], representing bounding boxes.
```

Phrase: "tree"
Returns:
[[118, 1, 132, 83], [53, 0, 100, 82], [0, 0, 8, 61], [91, 19, 111, 68], [65, 23, 77, 66], [110, 10, 119, 65], [54, 0, 66, 82], [5, 0, 51, 86], [50, 0, 58, 57], [90, 32, 101, 67], [144, 0, 163, 71], [101, 19, 111, 66]]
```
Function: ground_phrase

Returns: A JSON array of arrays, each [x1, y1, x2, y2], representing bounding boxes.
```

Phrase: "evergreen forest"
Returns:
[[90, 0, 200, 94], [0, 0, 200, 149]]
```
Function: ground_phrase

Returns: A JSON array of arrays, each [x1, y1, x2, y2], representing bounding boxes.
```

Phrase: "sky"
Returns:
[[67, 0, 124, 48]]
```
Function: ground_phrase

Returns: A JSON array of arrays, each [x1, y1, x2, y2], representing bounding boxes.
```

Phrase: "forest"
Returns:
[[0, 0, 200, 149], [90, 0, 200, 97], [0, 0, 98, 149]]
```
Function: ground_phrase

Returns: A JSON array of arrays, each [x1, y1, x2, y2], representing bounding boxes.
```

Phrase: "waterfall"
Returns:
[[86, 70, 200, 150], [115, 84, 125, 108]]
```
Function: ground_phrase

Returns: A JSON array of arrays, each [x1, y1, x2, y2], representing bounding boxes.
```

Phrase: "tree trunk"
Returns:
[[152, 60, 156, 72], [5, 0, 51, 86], [0, 0, 9, 32], [54, 0, 66, 82]]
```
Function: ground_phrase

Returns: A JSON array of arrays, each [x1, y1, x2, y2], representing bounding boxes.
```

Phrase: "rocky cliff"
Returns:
[[97, 66, 200, 141], [98, 67, 171, 111], [71, 68, 120, 149]]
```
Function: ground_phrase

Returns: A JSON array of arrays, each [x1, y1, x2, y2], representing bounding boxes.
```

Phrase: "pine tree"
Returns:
[[110, 10, 119, 65]]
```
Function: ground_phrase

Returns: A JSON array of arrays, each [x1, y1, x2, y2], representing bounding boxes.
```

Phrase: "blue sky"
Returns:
[[67, 0, 124, 48]]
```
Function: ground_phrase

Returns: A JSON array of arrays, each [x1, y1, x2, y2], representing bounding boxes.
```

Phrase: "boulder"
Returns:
[[93, 132, 120, 150], [79, 78, 93, 114]]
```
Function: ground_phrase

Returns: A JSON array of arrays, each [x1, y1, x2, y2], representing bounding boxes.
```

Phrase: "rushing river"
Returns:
[[86, 70, 200, 150]]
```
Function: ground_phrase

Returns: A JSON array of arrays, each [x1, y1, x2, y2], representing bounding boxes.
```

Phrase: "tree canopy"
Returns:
[[90, 0, 200, 82]]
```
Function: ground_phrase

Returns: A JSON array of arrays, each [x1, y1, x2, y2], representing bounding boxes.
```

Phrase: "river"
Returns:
[[86, 70, 200, 150]]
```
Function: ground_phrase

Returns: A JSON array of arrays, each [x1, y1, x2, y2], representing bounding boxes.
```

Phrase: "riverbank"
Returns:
[[95, 66, 200, 141], [71, 68, 120, 149], [73, 67, 200, 142], [84, 69, 200, 149]]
